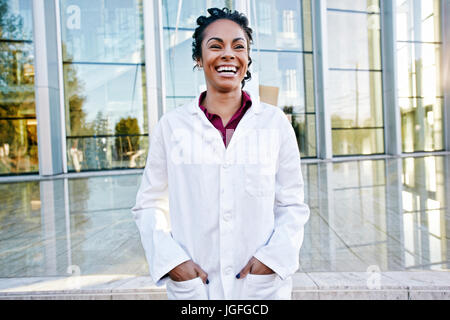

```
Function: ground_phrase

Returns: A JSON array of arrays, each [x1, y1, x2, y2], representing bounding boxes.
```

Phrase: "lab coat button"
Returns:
[[225, 267, 233, 275], [223, 211, 232, 221]]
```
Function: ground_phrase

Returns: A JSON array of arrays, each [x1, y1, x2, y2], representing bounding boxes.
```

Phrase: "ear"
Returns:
[[196, 59, 203, 68]]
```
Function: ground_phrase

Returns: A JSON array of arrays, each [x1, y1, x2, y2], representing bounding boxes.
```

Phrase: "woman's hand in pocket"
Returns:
[[237, 257, 275, 279], [169, 260, 209, 284]]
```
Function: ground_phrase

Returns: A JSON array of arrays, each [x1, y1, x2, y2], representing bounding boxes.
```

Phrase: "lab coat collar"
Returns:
[[187, 90, 262, 116]]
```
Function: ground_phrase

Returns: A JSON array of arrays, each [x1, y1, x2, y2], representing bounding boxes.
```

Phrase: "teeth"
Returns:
[[217, 66, 237, 73]]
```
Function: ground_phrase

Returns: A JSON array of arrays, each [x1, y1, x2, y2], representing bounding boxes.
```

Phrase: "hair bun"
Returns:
[[197, 16, 207, 25], [208, 8, 221, 16]]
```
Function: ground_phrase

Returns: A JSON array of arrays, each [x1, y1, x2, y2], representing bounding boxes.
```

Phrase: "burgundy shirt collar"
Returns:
[[197, 91, 252, 147], [198, 90, 252, 117]]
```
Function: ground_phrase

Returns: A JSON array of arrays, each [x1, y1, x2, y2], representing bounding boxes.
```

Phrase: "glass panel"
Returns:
[[332, 128, 384, 155], [60, 0, 148, 172], [252, 0, 303, 51], [60, 0, 144, 63], [283, 112, 316, 158], [252, 0, 316, 158], [326, 3, 384, 156], [257, 51, 305, 112], [0, 0, 38, 174], [329, 70, 383, 128], [396, 0, 443, 153], [327, 0, 380, 13], [0, 0, 34, 40], [302, 0, 313, 52], [397, 42, 442, 99], [163, 29, 206, 97], [327, 10, 381, 70], [0, 119, 38, 174], [396, 0, 441, 42], [63, 64, 147, 137], [67, 135, 148, 171], [400, 98, 443, 153], [162, 0, 232, 30]]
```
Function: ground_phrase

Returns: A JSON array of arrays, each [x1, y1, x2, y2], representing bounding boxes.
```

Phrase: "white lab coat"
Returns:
[[131, 92, 310, 300]]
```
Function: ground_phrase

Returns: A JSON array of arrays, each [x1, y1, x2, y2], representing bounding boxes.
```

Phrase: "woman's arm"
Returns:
[[252, 110, 311, 279], [131, 120, 192, 286]]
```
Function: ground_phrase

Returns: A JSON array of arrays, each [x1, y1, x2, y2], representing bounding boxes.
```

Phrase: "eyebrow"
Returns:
[[206, 37, 246, 44]]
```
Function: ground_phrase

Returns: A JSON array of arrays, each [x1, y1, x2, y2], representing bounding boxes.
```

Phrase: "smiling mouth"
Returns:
[[215, 66, 238, 74]]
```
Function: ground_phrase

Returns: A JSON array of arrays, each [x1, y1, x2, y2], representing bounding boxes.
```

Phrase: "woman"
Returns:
[[132, 7, 309, 300]]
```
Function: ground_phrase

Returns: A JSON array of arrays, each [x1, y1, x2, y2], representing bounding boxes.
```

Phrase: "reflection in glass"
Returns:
[[251, 0, 316, 158], [326, 2, 384, 156], [396, 0, 441, 42], [60, 0, 145, 63], [60, 0, 148, 171], [396, 0, 443, 153], [284, 111, 316, 158], [401, 156, 448, 269], [258, 51, 305, 113], [301, 156, 449, 272], [327, 10, 381, 70], [329, 70, 383, 129], [252, 0, 303, 51], [0, 0, 38, 174], [332, 128, 384, 155]]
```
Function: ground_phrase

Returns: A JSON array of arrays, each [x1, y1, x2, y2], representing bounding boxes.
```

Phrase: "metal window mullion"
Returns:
[[312, 0, 332, 160], [442, 0, 450, 151], [380, 0, 402, 156], [55, 0, 68, 173], [32, 0, 64, 176], [143, 0, 166, 136]]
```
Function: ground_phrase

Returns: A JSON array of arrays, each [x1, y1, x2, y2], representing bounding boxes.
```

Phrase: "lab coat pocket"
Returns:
[[243, 273, 280, 300], [244, 165, 275, 197], [166, 277, 208, 300]]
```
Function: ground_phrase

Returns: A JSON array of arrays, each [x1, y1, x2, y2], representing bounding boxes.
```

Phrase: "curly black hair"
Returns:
[[192, 7, 253, 89]]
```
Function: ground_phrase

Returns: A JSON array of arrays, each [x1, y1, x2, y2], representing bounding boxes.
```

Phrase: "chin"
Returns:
[[215, 81, 242, 92]]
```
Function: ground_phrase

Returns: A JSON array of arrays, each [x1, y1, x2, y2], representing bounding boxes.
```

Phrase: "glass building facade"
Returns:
[[0, 0, 448, 176], [60, 0, 148, 172], [327, 0, 384, 156], [396, 0, 444, 153], [0, 0, 38, 174]]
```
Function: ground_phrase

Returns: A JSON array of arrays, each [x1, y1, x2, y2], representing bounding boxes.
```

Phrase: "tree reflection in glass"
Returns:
[[0, 0, 38, 174]]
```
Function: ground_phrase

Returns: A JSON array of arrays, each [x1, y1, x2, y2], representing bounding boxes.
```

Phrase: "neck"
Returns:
[[203, 86, 242, 117]]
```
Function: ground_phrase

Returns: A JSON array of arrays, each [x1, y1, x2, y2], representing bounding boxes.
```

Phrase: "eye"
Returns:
[[235, 45, 245, 49], [209, 44, 221, 49]]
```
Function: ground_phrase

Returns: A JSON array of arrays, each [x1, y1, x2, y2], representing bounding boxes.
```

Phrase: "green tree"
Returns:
[[114, 117, 141, 164]]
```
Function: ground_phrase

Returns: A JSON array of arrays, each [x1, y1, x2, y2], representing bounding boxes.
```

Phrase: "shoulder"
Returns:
[[257, 101, 291, 125], [157, 100, 196, 127]]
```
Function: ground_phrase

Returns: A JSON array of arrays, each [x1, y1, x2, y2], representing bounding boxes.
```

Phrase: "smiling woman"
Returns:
[[132, 7, 310, 300], [192, 8, 252, 91]]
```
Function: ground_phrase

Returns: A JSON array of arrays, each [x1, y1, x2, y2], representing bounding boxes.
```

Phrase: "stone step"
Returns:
[[0, 271, 449, 300]]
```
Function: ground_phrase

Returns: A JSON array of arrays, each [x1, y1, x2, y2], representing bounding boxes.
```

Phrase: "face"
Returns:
[[198, 19, 250, 93]]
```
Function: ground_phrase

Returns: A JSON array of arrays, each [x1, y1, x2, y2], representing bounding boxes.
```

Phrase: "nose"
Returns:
[[221, 46, 235, 60]]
